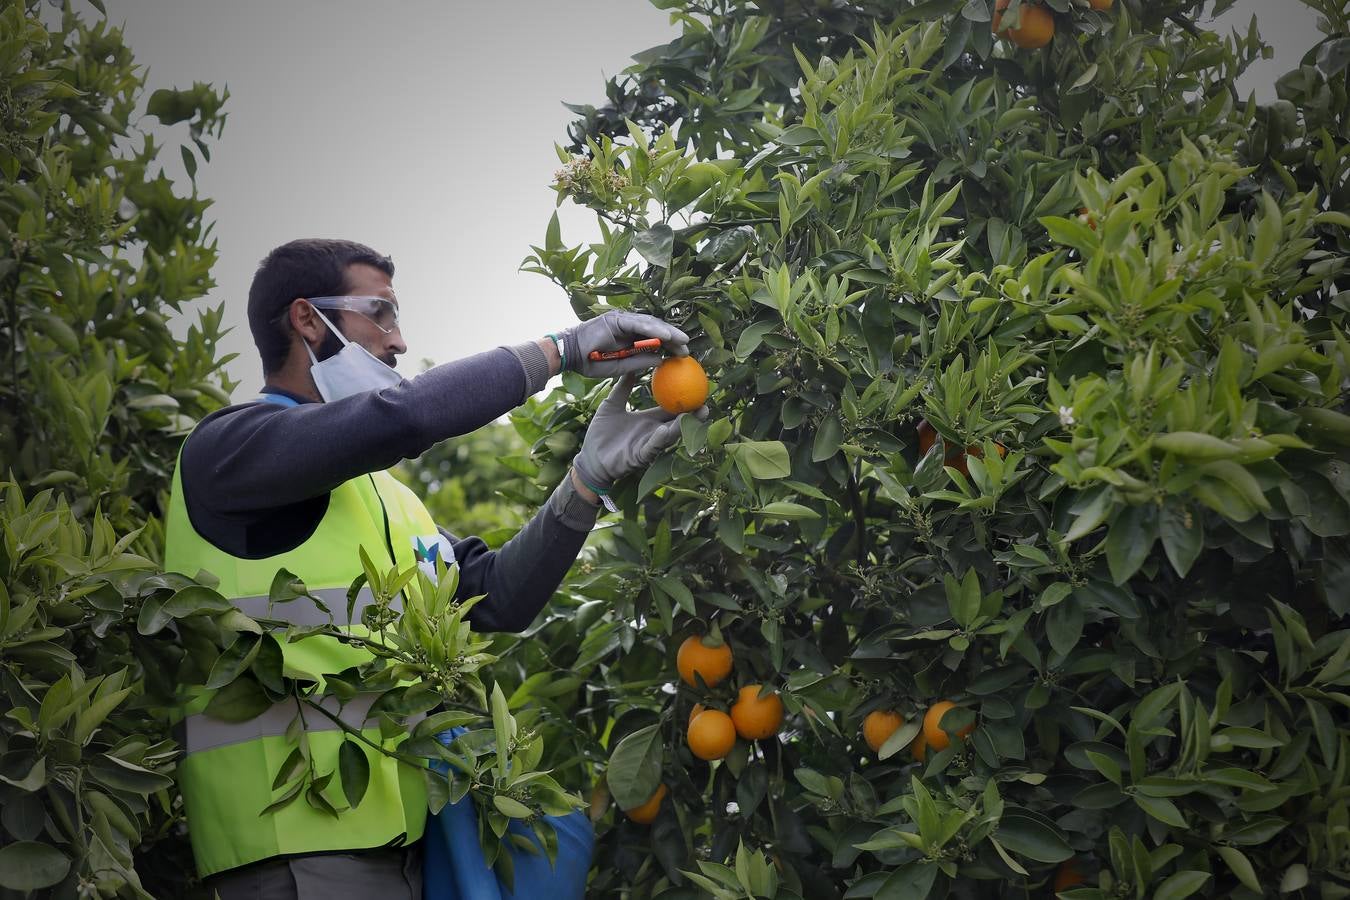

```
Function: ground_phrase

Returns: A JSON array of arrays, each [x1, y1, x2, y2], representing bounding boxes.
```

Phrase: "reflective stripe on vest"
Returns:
[[185, 692, 380, 753], [232, 585, 395, 626], [164, 420, 446, 877]]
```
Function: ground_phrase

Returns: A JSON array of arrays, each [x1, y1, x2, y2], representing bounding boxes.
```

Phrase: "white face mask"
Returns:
[[305, 308, 405, 402]]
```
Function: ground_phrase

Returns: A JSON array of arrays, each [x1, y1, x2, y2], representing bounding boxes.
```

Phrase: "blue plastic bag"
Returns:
[[423, 729, 594, 900]]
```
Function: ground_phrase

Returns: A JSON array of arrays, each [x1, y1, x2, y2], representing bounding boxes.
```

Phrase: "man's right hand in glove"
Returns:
[[571, 372, 708, 511]]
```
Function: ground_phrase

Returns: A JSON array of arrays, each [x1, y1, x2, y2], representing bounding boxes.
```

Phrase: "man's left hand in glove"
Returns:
[[571, 372, 708, 511]]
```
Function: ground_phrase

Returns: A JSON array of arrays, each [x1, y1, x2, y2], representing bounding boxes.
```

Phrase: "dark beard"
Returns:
[[313, 314, 347, 361]]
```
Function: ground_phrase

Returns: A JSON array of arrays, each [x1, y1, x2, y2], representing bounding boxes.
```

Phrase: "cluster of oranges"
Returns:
[[992, 0, 1113, 50], [862, 700, 975, 761], [623, 635, 785, 823], [678, 635, 784, 759], [624, 635, 982, 822]]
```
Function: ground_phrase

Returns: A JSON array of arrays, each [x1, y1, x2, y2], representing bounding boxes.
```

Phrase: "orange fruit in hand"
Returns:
[[1053, 858, 1088, 891], [993, 0, 1055, 49], [677, 635, 733, 688], [624, 783, 667, 825], [688, 709, 737, 760], [651, 356, 709, 414], [730, 685, 784, 740], [918, 700, 974, 759], [863, 710, 904, 754]]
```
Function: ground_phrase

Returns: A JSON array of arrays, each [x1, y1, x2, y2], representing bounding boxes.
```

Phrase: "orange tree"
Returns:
[[0, 2, 235, 896], [505, 0, 1350, 897]]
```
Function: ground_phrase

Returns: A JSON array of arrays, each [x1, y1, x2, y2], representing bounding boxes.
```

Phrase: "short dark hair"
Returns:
[[248, 238, 395, 374]]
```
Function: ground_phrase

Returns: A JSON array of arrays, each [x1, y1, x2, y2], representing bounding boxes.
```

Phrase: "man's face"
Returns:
[[328, 263, 407, 367]]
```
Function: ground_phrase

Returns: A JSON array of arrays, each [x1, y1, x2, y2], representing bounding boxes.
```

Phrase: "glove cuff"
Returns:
[[571, 458, 618, 513], [549, 472, 603, 532], [562, 329, 582, 374]]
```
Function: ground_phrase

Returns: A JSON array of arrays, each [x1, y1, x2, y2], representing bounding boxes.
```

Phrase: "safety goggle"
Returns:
[[306, 295, 401, 334]]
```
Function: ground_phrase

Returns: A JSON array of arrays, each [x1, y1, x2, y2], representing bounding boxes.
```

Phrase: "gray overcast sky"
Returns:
[[106, 1, 1321, 396]]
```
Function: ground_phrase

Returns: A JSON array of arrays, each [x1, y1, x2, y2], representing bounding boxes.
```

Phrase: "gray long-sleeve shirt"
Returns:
[[177, 344, 598, 633]]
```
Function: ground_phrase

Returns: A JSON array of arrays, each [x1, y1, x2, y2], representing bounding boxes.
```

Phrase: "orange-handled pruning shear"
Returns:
[[588, 338, 663, 362]]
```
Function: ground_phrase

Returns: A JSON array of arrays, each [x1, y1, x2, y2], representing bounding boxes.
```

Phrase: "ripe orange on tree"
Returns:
[[912, 700, 975, 761], [916, 419, 939, 456], [862, 709, 904, 754], [730, 685, 784, 740], [651, 355, 709, 414], [961, 441, 1008, 471], [993, 0, 1056, 49], [677, 634, 733, 688], [918, 420, 1007, 478], [1053, 858, 1088, 891], [688, 702, 707, 725], [688, 708, 737, 760], [623, 783, 668, 825]]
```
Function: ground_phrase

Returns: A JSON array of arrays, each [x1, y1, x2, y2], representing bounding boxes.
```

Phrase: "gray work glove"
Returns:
[[557, 310, 690, 378], [572, 373, 708, 510]]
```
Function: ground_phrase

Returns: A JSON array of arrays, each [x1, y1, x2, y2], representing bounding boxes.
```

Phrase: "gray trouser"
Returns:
[[206, 844, 423, 900]]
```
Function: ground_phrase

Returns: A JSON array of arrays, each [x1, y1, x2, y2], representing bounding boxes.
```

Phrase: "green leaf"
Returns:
[[1085, 750, 1122, 786], [490, 683, 514, 784], [1063, 486, 1112, 543], [1133, 793, 1186, 827], [1160, 500, 1204, 577], [754, 501, 819, 520], [205, 634, 261, 690], [269, 568, 308, 603], [876, 861, 938, 899], [655, 576, 697, 616], [204, 676, 273, 723], [1151, 871, 1211, 900], [776, 124, 820, 146], [634, 224, 675, 268], [161, 585, 233, 619], [1154, 431, 1241, 460], [606, 723, 664, 811], [1045, 598, 1083, 657], [726, 441, 791, 479], [734, 320, 777, 359], [1106, 502, 1158, 585], [995, 809, 1073, 863], [947, 570, 981, 629], [493, 794, 535, 818], [1280, 864, 1309, 893], [812, 415, 843, 462], [1040, 215, 1099, 253], [87, 755, 173, 794], [1217, 845, 1260, 893], [878, 719, 922, 761], [339, 740, 371, 809], [0, 842, 71, 891]]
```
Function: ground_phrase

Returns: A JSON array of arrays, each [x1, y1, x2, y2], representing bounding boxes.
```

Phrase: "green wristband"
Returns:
[[545, 332, 565, 369]]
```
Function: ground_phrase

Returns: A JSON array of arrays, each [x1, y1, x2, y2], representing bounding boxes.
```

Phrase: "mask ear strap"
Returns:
[[304, 305, 350, 367]]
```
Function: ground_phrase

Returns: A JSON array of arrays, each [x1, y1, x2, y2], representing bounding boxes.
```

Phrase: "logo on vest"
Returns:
[[413, 533, 457, 582]]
